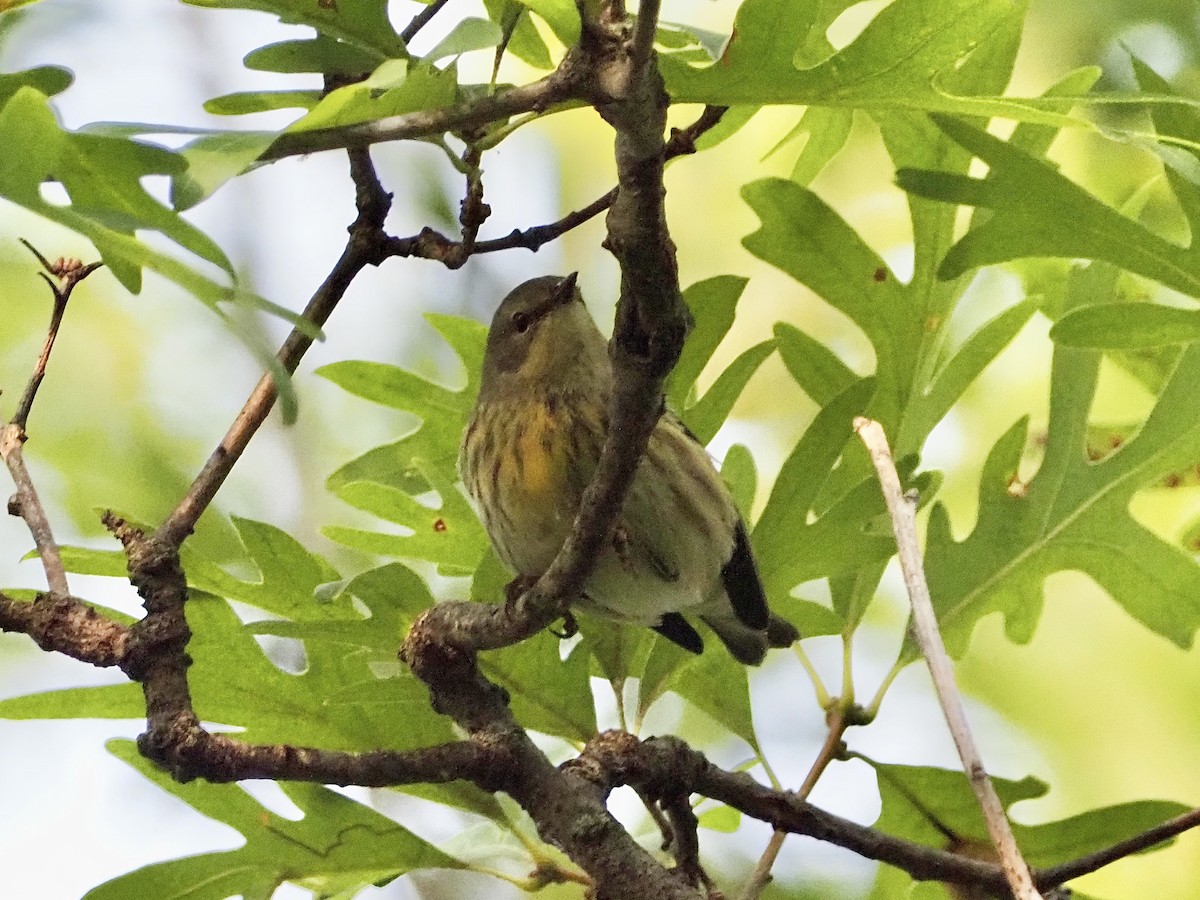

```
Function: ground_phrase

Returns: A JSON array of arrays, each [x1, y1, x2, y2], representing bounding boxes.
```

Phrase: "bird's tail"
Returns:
[[702, 609, 800, 666]]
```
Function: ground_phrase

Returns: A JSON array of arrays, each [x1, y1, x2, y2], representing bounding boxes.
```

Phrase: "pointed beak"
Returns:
[[553, 272, 579, 307]]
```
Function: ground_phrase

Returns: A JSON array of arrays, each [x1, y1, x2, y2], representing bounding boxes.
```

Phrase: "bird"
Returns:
[[459, 273, 799, 665]]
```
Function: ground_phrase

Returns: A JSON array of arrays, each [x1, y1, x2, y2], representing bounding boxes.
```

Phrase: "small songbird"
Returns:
[[459, 273, 799, 665]]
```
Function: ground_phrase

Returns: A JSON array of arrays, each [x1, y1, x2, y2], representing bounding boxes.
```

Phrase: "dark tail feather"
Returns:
[[767, 613, 800, 648], [702, 610, 801, 666], [653, 613, 704, 655], [721, 520, 770, 630]]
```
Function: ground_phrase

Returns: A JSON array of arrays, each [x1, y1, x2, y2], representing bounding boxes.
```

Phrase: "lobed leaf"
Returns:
[[87, 740, 465, 900]]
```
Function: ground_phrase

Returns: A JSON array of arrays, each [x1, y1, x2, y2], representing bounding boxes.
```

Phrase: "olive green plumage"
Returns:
[[460, 274, 798, 665]]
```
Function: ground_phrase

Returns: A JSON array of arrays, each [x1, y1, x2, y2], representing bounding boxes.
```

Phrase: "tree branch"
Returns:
[[157, 149, 393, 546], [12, 241, 102, 431], [397, 14, 696, 898], [855, 418, 1041, 900], [3, 246, 103, 598], [399, 0, 453, 45], [386, 104, 726, 260], [2, 424, 69, 597], [261, 63, 586, 162], [2, 579, 1195, 898], [0, 590, 128, 666]]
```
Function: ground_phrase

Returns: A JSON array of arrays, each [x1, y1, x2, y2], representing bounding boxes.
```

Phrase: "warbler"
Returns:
[[460, 273, 799, 665]]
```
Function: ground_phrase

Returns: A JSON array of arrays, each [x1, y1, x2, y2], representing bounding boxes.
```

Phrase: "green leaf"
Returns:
[[0, 89, 311, 345], [482, 0, 552, 71], [0, 682, 145, 719], [667, 275, 748, 410], [765, 105, 854, 186], [656, 21, 729, 63], [660, 0, 1044, 123], [636, 635, 693, 722], [516, 0, 579, 49], [872, 760, 1188, 869], [182, 0, 405, 59], [288, 60, 458, 132], [0, 64, 72, 105], [668, 640, 758, 751], [753, 378, 877, 599], [1052, 303, 1200, 349], [902, 297, 1038, 449], [680, 339, 776, 445], [55, 546, 129, 577], [86, 740, 465, 900], [183, 516, 345, 622], [422, 17, 503, 63], [204, 90, 319, 115], [697, 805, 742, 833], [244, 35, 386, 74], [328, 462, 489, 576], [1015, 800, 1192, 867], [773, 320, 857, 407], [484, 636, 597, 743], [873, 761, 1047, 845], [742, 178, 923, 442], [898, 116, 1200, 300], [721, 443, 757, 517], [577, 615, 650, 690], [172, 130, 278, 210], [322, 315, 490, 575], [926, 267, 1200, 654], [0, 88, 225, 279]]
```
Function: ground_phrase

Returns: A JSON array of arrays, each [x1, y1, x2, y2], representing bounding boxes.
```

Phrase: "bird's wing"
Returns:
[[720, 518, 770, 630]]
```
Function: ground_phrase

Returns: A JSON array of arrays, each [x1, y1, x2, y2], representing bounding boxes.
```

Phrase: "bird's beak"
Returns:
[[553, 272, 579, 307]]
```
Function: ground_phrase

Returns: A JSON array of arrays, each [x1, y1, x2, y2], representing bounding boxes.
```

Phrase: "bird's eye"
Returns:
[[512, 311, 531, 334]]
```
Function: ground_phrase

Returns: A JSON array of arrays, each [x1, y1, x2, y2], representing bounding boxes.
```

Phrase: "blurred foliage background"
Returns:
[[2, 1, 1200, 898]]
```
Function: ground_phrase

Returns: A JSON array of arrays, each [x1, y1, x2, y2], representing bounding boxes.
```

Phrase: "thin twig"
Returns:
[[627, 0, 662, 87], [854, 417, 1042, 900], [1, 244, 102, 597], [384, 105, 726, 261], [1, 426, 69, 596], [13, 241, 102, 430], [157, 149, 393, 546], [1039, 806, 1200, 886], [739, 706, 849, 900], [399, 0, 452, 45], [738, 832, 785, 900]]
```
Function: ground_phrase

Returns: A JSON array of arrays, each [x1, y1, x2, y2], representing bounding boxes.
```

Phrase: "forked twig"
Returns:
[[13, 239, 103, 430], [2, 243, 102, 596]]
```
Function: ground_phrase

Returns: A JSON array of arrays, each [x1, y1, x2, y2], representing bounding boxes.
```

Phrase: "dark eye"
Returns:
[[512, 311, 531, 334]]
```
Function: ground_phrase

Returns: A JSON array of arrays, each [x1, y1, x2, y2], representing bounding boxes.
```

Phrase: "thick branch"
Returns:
[[0, 590, 128, 666], [400, 621, 697, 900], [397, 16, 696, 899]]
